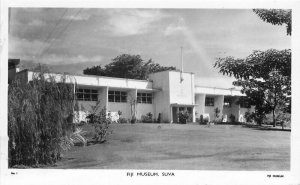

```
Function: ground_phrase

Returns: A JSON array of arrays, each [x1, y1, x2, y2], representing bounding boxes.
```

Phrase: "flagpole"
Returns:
[[180, 46, 184, 82]]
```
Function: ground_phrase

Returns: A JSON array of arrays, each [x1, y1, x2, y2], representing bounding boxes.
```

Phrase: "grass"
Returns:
[[51, 123, 290, 170]]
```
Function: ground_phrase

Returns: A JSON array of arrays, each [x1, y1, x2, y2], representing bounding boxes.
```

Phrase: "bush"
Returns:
[[178, 111, 190, 124], [118, 117, 128, 124], [276, 112, 291, 129], [199, 114, 209, 125], [141, 112, 153, 123], [213, 117, 223, 124], [229, 114, 236, 123], [157, 113, 162, 123], [244, 111, 255, 123], [8, 72, 75, 167], [85, 101, 112, 142], [92, 108, 112, 143], [214, 107, 221, 118]]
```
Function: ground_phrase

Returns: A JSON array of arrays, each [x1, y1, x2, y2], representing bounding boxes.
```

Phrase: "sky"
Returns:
[[9, 8, 291, 88]]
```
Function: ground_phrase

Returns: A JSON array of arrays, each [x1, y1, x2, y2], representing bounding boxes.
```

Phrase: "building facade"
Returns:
[[10, 69, 254, 123]]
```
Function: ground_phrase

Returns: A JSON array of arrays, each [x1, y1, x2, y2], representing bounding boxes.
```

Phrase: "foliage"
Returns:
[[157, 113, 162, 123], [214, 49, 291, 127], [92, 108, 112, 143], [128, 95, 137, 124], [85, 101, 112, 142], [118, 110, 122, 116], [83, 54, 177, 80], [253, 9, 291, 35], [118, 117, 129, 124], [214, 107, 221, 118], [244, 111, 255, 123], [60, 127, 87, 150], [141, 112, 153, 123], [229, 114, 236, 123], [8, 71, 75, 167], [85, 100, 101, 123], [276, 112, 291, 129], [178, 111, 190, 124]]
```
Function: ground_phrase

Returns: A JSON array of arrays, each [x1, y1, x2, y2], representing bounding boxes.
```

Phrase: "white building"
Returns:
[[9, 68, 254, 123]]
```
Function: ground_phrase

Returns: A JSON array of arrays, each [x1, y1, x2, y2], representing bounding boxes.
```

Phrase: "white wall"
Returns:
[[149, 72, 170, 122], [136, 104, 155, 120], [108, 102, 131, 119], [195, 94, 206, 119], [169, 71, 194, 105], [222, 96, 240, 122], [203, 95, 224, 120], [77, 101, 97, 113]]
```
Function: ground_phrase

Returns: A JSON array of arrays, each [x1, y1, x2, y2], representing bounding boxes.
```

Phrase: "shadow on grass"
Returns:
[[242, 124, 291, 132]]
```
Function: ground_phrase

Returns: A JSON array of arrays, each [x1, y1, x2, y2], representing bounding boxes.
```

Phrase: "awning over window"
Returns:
[[170, 103, 198, 107]]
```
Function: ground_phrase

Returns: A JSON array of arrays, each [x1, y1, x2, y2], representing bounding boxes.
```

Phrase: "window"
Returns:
[[205, 97, 214, 106], [137, 92, 153, 104], [239, 98, 251, 108], [108, 91, 127, 103], [76, 88, 98, 101], [224, 97, 232, 107]]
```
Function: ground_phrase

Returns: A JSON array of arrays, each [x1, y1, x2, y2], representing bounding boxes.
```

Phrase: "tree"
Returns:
[[253, 9, 291, 35], [214, 49, 291, 127], [83, 54, 177, 80]]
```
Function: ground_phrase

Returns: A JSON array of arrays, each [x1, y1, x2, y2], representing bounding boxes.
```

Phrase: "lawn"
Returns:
[[52, 123, 290, 170]]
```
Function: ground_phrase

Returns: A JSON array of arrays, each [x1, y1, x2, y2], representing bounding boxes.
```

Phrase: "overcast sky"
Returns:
[[9, 8, 291, 87]]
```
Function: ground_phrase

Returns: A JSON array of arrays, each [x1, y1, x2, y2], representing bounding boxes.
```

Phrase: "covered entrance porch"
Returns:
[[170, 103, 196, 123]]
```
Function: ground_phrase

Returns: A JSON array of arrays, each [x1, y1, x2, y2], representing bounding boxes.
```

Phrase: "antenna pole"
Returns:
[[180, 46, 183, 73], [180, 46, 184, 82]]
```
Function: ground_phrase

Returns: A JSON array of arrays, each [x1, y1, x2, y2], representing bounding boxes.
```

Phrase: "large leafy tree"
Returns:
[[253, 9, 291, 35], [83, 54, 176, 80], [214, 49, 291, 127]]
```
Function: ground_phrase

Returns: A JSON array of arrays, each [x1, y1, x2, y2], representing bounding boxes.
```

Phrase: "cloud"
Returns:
[[9, 36, 103, 65], [37, 54, 103, 65], [164, 17, 187, 36], [9, 37, 48, 57], [104, 9, 166, 36], [27, 19, 46, 26], [64, 11, 91, 21]]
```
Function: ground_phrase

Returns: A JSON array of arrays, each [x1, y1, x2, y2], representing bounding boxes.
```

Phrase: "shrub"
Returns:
[[276, 112, 291, 129], [130, 116, 137, 124], [214, 107, 221, 118], [85, 101, 112, 142], [157, 113, 162, 123], [199, 114, 209, 125], [178, 111, 190, 124], [118, 117, 128, 124], [229, 114, 236, 123], [244, 111, 255, 123], [213, 117, 223, 124], [92, 108, 112, 143], [8, 72, 75, 167], [118, 110, 122, 116], [141, 112, 153, 123]]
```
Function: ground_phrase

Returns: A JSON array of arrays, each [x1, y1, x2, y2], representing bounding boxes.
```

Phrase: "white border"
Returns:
[[1, 0, 300, 185]]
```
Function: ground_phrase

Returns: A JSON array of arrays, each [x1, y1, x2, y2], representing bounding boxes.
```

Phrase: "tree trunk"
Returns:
[[272, 109, 276, 127]]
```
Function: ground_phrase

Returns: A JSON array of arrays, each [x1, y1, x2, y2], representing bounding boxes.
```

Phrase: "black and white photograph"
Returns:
[[1, 1, 300, 185]]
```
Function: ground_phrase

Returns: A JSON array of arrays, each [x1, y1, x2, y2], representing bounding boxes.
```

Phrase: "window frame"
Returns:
[[108, 91, 127, 103], [223, 96, 232, 107], [239, 98, 251, 108], [76, 88, 98, 101], [137, 92, 153, 104], [205, 97, 215, 107]]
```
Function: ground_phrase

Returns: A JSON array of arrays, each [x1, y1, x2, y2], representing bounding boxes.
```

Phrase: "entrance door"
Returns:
[[172, 107, 178, 123]]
